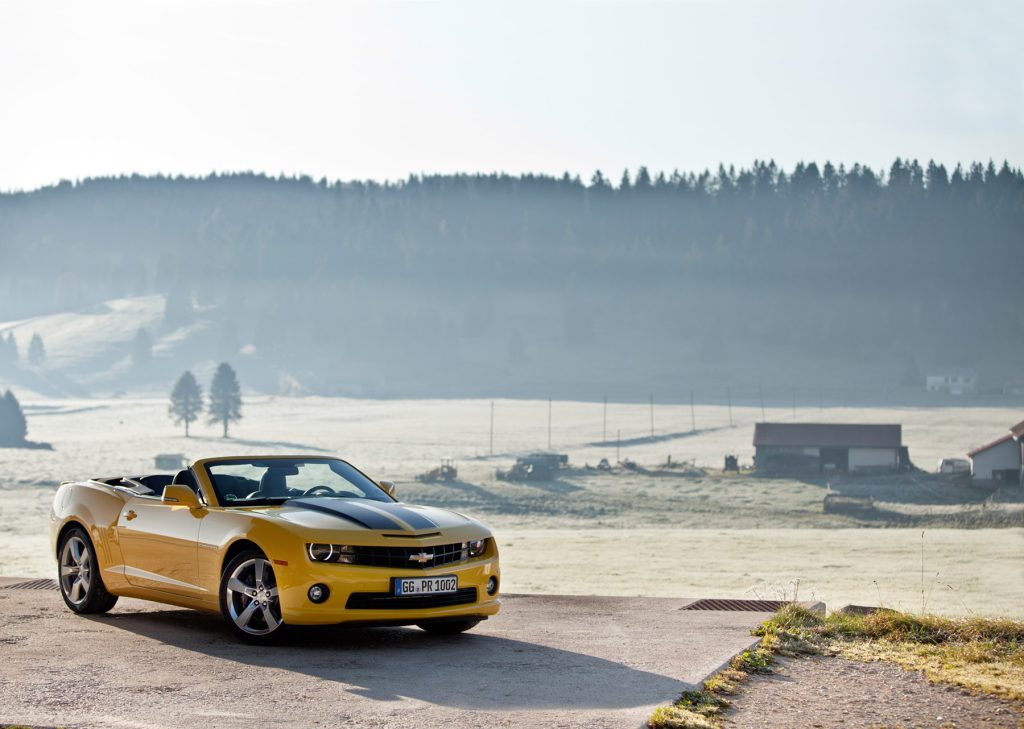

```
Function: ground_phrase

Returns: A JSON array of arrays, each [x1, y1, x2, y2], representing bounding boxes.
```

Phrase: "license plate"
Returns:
[[394, 575, 458, 596]]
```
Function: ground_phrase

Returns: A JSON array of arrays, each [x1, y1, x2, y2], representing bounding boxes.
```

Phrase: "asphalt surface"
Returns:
[[0, 581, 770, 728]]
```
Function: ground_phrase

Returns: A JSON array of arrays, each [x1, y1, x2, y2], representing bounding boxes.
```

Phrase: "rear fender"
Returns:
[[50, 481, 129, 585]]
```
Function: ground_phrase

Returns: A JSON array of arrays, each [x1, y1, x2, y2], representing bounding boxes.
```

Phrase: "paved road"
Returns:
[[0, 583, 770, 728]]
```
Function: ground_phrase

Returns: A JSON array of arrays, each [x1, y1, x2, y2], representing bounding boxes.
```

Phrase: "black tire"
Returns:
[[417, 618, 481, 635], [219, 549, 287, 644], [57, 526, 118, 614]]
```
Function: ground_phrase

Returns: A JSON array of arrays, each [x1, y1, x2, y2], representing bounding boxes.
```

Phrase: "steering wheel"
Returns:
[[303, 485, 335, 496], [245, 491, 264, 500]]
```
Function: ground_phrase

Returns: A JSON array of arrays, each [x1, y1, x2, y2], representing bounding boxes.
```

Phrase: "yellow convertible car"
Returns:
[[50, 455, 500, 642]]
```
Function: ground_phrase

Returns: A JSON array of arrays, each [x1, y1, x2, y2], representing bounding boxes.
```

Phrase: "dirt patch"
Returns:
[[723, 655, 1024, 728]]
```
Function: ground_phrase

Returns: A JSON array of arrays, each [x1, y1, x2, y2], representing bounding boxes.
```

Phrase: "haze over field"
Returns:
[[1, 163, 1022, 399], [0, 0, 1021, 625]]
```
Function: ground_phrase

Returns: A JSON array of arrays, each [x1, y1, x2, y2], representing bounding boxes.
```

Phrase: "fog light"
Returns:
[[486, 576, 498, 596], [308, 583, 330, 604]]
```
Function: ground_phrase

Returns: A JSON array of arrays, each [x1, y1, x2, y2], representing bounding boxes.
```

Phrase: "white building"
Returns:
[[926, 372, 977, 395], [1004, 377, 1024, 396], [968, 420, 1024, 482]]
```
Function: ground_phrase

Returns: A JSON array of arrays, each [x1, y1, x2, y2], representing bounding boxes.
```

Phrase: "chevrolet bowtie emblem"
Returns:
[[409, 552, 433, 564]]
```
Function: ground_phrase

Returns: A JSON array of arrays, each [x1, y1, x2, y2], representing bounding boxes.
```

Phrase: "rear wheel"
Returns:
[[57, 526, 118, 614], [219, 551, 286, 643], [418, 618, 481, 635]]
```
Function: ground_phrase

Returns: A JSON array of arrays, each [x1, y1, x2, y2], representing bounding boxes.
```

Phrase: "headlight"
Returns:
[[306, 543, 356, 564], [467, 539, 487, 557]]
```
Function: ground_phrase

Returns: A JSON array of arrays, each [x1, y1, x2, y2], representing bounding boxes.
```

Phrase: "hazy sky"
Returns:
[[1, 0, 1021, 191]]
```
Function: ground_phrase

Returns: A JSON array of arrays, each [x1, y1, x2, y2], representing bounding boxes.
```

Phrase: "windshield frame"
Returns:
[[200, 456, 394, 508]]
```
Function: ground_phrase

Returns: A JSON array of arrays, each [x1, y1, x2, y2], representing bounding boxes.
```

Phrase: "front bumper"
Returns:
[[275, 555, 501, 626]]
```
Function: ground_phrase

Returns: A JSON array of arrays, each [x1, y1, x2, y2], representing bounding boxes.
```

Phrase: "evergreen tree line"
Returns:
[[2, 158, 1019, 292], [169, 363, 243, 437], [0, 159, 1021, 391]]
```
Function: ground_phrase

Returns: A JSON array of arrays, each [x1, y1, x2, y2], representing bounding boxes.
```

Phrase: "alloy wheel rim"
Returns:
[[225, 557, 282, 635], [60, 535, 91, 605]]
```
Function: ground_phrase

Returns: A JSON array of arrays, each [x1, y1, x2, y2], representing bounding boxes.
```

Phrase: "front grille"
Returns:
[[346, 587, 478, 610], [353, 542, 467, 570]]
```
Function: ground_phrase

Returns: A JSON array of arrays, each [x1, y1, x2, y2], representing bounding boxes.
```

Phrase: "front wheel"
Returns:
[[418, 618, 481, 635], [219, 551, 286, 643], [58, 526, 118, 614]]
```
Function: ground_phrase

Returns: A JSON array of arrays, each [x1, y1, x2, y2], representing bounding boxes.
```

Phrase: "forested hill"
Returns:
[[0, 159, 1021, 398]]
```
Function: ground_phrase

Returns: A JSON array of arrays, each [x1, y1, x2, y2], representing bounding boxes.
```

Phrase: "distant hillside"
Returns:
[[0, 161, 1021, 399]]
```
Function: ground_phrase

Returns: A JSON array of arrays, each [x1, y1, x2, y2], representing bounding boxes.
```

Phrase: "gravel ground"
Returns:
[[0, 586, 770, 729], [724, 655, 1024, 728]]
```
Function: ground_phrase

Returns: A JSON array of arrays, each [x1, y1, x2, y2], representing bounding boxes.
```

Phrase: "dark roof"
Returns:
[[753, 423, 902, 449], [968, 433, 1014, 457]]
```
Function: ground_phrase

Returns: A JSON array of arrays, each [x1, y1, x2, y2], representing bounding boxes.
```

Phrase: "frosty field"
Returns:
[[1, 395, 1021, 617]]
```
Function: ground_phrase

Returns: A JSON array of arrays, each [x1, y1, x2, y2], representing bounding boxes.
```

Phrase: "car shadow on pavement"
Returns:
[[86, 607, 685, 711]]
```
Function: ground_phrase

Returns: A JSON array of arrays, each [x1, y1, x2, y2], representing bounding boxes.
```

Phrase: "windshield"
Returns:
[[204, 458, 392, 506]]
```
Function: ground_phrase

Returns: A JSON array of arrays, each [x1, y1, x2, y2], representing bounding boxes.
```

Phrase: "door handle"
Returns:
[[125, 510, 137, 521]]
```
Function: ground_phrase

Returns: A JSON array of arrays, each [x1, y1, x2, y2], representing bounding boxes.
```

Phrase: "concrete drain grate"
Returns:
[[3, 579, 59, 591], [681, 598, 788, 612]]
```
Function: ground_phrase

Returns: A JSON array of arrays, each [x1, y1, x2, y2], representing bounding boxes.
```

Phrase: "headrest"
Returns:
[[172, 469, 199, 491]]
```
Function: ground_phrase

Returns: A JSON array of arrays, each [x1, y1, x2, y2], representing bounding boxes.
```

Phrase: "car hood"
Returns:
[[257, 498, 481, 535]]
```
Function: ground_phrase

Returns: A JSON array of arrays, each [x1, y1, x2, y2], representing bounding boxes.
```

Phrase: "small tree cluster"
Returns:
[[27, 333, 45, 366], [168, 363, 242, 437], [0, 390, 28, 445], [0, 333, 17, 367]]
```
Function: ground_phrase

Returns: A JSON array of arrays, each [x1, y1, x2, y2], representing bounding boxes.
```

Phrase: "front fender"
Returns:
[[196, 509, 309, 596]]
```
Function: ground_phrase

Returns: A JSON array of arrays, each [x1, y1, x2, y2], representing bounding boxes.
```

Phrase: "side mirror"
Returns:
[[163, 484, 202, 509], [379, 480, 397, 498]]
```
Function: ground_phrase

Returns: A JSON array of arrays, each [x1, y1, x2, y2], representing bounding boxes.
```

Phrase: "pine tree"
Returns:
[[822, 161, 837, 194], [131, 327, 152, 369], [27, 333, 45, 366], [926, 160, 949, 190], [0, 390, 27, 445], [0, 333, 12, 367], [168, 371, 203, 437], [634, 166, 652, 190], [208, 363, 242, 438]]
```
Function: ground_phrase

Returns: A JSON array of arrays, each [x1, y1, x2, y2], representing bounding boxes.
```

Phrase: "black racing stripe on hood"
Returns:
[[360, 502, 439, 531], [290, 498, 405, 530]]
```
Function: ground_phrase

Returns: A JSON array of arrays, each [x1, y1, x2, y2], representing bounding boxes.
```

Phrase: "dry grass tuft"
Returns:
[[650, 605, 1024, 729], [648, 638, 778, 727], [758, 604, 1024, 704]]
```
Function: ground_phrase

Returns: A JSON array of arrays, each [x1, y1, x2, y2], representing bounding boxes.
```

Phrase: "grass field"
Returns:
[[1, 395, 1021, 617]]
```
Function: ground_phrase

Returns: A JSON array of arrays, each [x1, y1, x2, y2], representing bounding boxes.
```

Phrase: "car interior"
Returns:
[[210, 473, 262, 501], [97, 471, 199, 498]]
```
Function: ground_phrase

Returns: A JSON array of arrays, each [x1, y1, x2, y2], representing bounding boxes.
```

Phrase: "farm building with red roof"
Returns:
[[967, 419, 1024, 483]]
